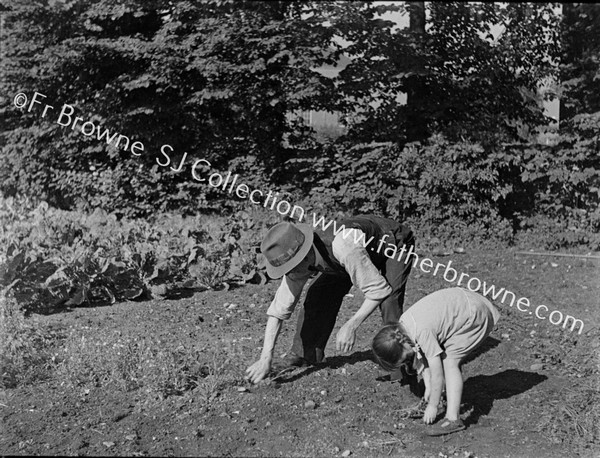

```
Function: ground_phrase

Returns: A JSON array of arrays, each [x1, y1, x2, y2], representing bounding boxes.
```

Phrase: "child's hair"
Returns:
[[371, 324, 414, 372]]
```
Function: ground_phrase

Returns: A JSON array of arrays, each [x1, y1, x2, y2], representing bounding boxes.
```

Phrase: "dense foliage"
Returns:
[[0, 0, 401, 215], [342, 2, 561, 143], [0, 1, 598, 247], [560, 3, 600, 120], [290, 133, 600, 248]]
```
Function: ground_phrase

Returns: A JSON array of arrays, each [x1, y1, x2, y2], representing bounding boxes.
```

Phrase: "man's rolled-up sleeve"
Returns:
[[266, 271, 310, 320], [332, 229, 392, 301]]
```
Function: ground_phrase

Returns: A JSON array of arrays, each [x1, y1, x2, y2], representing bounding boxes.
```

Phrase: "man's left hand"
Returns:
[[336, 322, 356, 352]]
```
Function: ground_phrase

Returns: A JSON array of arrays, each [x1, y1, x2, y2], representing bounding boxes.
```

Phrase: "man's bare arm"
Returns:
[[336, 297, 380, 352], [245, 316, 283, 383]]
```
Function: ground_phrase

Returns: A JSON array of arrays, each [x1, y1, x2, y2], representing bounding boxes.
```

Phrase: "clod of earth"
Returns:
[[304, 400, 316, 409]]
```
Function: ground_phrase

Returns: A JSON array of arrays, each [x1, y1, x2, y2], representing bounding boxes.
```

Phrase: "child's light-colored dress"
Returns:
[[399, 287, 500, 362]]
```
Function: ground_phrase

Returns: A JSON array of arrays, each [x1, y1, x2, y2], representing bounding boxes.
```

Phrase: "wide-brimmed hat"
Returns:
[[260, 222, 314, 279]]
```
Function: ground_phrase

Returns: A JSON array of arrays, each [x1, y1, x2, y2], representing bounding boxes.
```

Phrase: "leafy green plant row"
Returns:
[[0, 196, 275, 314]]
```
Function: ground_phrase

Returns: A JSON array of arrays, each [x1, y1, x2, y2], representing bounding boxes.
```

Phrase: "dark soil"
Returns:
[[1, 249, 599, 457]]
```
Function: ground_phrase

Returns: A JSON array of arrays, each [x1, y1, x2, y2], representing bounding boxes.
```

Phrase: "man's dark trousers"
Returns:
[[290, 225, 415, 364]]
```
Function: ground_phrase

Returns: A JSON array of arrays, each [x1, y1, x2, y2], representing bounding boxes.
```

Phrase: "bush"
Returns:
[[515, 213, 600, 251], [290, 137, 517, 241], [395, 136, 515, 230], [290, 134, 599, 249]]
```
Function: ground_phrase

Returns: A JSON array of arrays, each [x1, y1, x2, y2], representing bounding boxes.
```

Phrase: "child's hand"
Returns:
[[423, 404, 438, 424]]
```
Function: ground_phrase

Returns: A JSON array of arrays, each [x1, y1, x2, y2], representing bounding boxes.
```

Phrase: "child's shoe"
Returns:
[[425, 418, 466, 436]]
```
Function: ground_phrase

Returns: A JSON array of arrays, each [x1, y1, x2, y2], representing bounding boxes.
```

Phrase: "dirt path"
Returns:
[[1, 249, 599, 457]]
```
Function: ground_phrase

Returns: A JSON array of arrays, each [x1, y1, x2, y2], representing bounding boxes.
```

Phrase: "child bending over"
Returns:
[[372, 287, 500, 436]]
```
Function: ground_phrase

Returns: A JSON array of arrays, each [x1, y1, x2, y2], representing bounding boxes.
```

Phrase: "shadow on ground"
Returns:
[[273, 350, 373, 384], [272, 350, 426, 397], [463, 369, 547, 426], [462, 337, 502, 366]]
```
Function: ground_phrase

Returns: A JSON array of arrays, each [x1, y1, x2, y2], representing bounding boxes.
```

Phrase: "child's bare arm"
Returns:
[[422, 366, 431, 401]]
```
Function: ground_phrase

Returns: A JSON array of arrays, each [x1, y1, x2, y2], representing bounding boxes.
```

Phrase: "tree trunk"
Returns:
[[408, 1, 425, 33], [559, 3, 578, 126], [405, 2, 427, 142]]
